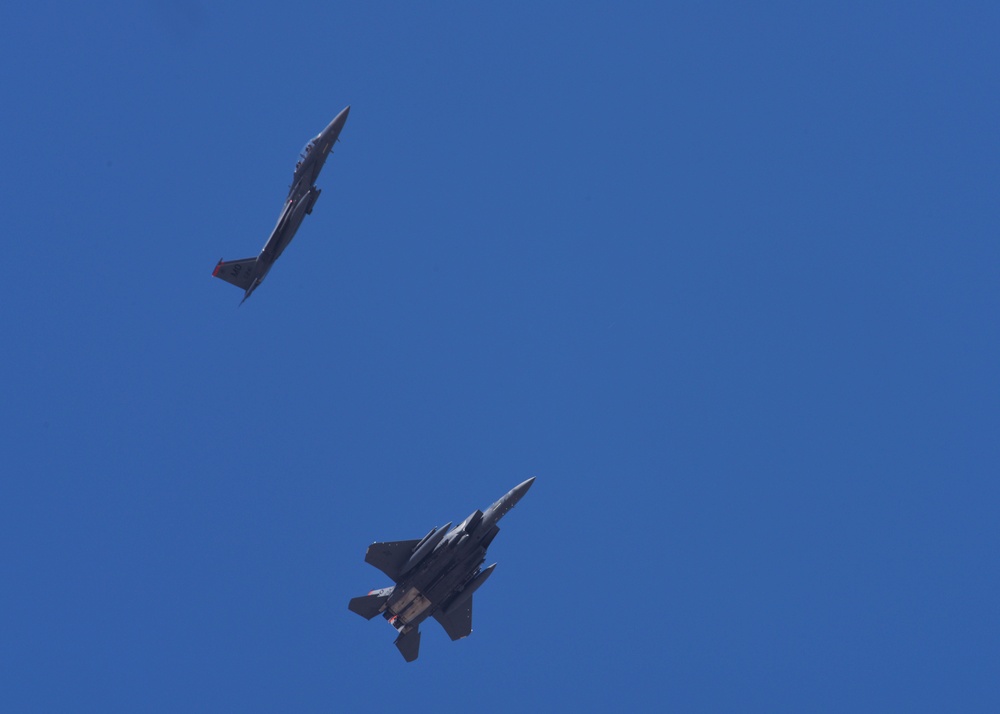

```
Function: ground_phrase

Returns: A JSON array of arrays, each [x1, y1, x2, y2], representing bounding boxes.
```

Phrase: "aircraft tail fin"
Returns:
[[348, 587, 393, 620], [212, 257, 258, 291], [394, 628, 421, 662]]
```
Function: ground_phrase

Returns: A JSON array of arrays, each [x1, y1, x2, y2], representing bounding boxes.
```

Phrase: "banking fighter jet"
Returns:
[[349, 478, 535, 662], [212, 106, 350, 304]]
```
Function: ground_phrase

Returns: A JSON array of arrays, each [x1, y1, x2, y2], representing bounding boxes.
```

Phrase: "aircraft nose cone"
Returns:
[[515, 477, 535, 496], [323, 106, 351, 139], [508, 477, 535, 504]]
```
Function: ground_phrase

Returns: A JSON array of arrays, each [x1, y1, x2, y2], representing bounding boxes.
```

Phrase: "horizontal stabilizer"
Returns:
[[212, 257, 257, 290], [365, 539, 421, 582], [394, 628, 421, 662], [348, 588, 393, 620], [434, 598, 473, 641]]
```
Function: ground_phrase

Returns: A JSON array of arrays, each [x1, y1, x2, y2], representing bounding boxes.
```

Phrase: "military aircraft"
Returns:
[[212, 105, 350, 304], [349, 478, 535, 662]]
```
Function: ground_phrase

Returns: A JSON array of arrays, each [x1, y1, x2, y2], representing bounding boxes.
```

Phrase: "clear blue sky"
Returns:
[[2, 3, 998, 711]]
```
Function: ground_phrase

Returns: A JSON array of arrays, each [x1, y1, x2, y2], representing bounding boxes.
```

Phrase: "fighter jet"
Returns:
[[349, 478, 535, 662], [212, 106, 350, 304]]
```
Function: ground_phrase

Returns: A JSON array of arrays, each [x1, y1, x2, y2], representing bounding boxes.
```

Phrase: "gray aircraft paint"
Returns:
[[348, 478, 535, 662], [212, 105, 350, 304]]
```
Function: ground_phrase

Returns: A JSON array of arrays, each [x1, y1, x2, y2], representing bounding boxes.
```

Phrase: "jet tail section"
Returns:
[[212, 257, 258, 290], [348, 588, 393, 620], [394, 628, 421, 662]]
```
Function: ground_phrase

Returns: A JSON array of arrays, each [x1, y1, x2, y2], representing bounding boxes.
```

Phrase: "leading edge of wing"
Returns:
[[364, 539, 421, 582]]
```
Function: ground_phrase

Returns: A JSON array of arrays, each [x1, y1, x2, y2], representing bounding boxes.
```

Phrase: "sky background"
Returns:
[[2, 2, 998, 711]]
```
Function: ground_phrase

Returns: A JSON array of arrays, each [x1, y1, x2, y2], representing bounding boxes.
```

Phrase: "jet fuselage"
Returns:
[[212, 105, 350, 303], [349, 478, 535, 661]]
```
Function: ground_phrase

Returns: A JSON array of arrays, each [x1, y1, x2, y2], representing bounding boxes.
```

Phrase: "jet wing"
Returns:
[[364, 539, 420, 582], [434, 598, 473, 641]]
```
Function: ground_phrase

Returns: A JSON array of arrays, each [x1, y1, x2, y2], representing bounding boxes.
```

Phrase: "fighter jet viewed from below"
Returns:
[[212, 105, 350, 304], [349, 478, 536, 662]]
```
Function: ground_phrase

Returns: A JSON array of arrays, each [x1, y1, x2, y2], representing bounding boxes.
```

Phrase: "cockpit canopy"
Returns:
[[293, 141, 318, 178]]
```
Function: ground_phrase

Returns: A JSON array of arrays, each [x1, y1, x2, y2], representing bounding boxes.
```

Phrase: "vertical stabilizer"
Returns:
[[212, 257, 258, 290]]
